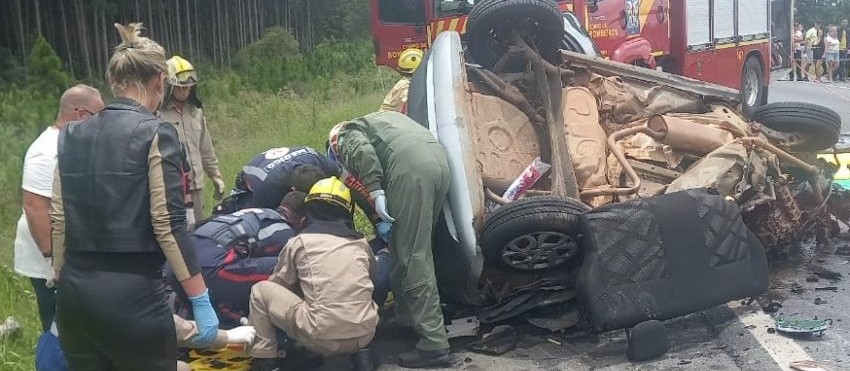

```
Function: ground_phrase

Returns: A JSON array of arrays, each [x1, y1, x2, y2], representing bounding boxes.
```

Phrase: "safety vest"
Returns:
[[193, 208, 288, 250]]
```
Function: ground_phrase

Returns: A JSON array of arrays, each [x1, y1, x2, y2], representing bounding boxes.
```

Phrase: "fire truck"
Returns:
[[370, 0, 793, 115]]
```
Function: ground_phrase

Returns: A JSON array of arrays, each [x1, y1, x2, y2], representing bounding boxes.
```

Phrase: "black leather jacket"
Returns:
[[54, 97, 200, 280]]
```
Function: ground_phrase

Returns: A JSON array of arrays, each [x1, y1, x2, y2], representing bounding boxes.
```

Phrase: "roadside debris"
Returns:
[[626, 320, 669, 362], [774, 317, 832, 337], [0, 316, 20, 339], [807, 274, 821, 283], [814, 297, 827, 305], [468, 325, 518, 356], [812, 268, 843, 281], [814, 286, 839, 292], [446, 316, 481, 339], [790, 360, 834, 371]]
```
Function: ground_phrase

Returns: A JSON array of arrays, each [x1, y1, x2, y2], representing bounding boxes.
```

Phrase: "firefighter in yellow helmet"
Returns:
[[379, 48, 424, 114], [159, 55, 224, 230], [249, 177, 378, 371]]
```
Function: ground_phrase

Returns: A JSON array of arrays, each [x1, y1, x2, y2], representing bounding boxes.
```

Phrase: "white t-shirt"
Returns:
[[14, 126, 59, 280], [826, 35, 840, 54]]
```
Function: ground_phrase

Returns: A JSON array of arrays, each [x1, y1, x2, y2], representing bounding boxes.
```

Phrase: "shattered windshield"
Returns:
[[437, 0, 475, 17]]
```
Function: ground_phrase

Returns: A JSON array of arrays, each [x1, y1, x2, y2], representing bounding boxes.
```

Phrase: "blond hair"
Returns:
[[106, 23, 167, 97]]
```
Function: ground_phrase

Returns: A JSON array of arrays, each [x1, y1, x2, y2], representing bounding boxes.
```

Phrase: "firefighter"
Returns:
[[328, 111, 452, 368], [160, 55, 225, 229], [216, 146, 339, 214], [379, 48, 423, 114], [50, 23, 218, 369], [167, 191, 307, 328], [249, 177, 378, 371]]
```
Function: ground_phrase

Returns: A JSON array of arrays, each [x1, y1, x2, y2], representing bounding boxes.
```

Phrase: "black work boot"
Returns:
[[250, 358, 280, 371], [350, 348, 374, 371], [397, 348, 452, 368]]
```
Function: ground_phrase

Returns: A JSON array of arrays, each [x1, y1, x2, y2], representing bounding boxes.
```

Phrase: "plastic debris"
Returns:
[[0, 317, 21, 339], [774, 317, 832, 337], [468, 325, 518, 356], [445, 316, 480, 339]]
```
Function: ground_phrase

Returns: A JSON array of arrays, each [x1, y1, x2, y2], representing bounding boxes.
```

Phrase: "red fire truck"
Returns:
[[370, 0, 791, 115]]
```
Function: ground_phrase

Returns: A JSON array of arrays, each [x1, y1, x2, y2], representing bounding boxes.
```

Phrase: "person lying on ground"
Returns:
[[248, 176, 378, 371], [167, 192, 308, 328]]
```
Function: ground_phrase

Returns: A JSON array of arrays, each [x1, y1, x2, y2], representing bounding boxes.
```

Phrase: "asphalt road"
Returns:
[[304, 78, 850, 371]]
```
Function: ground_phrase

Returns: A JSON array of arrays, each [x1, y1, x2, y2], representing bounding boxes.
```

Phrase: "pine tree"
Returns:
[[26, 35, 71, 93]]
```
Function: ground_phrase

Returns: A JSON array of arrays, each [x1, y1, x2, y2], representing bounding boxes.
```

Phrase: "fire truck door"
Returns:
[[373, 0, 430, 67]]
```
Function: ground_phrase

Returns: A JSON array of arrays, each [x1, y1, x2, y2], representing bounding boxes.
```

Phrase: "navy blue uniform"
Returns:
[[168, 208, 295, 328], [227, 147, 340, 212]]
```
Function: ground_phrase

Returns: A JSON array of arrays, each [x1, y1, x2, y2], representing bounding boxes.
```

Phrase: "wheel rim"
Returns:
[[501, 231, 578, 270], [743, 67, 760, 107]]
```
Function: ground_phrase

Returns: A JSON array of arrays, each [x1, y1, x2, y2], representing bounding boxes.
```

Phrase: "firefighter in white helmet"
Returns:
[[160, 55, 225, 229], [379, 48, 423, 114]]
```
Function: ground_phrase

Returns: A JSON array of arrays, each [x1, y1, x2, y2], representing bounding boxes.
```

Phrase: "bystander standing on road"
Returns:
[[837, 19, 848, 81], [792, 23, 807, 81], [12, 85, 104, 333], [826, 26, 840, 82]]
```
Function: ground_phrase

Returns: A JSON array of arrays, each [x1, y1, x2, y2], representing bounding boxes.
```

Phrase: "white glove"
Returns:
[[225, 325, 256, 345], [212, 177, 226, 200], [370, 189, 395, 222]]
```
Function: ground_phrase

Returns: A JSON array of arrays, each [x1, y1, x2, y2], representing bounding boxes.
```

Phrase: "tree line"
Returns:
[[0, 0, 372, 82]]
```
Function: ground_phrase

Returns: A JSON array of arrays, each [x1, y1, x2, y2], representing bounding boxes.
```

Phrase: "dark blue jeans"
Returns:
[[30, 278, 57, 333]]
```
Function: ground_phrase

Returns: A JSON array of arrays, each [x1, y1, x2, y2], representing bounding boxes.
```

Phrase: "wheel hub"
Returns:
[[744, 68, 760, 107], [502, 231, 578, 270]]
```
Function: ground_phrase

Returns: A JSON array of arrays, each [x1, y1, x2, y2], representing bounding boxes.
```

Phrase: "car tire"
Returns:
[[481, 196, 589, 271], [741, 56, 766, 119], [751, 101, 841, 151], [467, 0, 564, 70]]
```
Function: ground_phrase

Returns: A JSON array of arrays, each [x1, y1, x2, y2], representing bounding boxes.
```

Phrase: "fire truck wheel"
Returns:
[[481, 196, 589, 271], [751, 101, 841, 152], [741, 56, 766, 119], [467, 0, 564, 70]]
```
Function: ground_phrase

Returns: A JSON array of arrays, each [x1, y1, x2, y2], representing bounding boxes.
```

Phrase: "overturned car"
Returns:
[[406, 0, 847, 336]]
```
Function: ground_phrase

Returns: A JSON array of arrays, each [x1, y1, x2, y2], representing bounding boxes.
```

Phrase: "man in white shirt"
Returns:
[[14, 84, 104, 332]]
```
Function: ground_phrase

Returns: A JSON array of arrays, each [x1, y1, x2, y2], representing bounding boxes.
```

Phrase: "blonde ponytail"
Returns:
[[106, 22, 167, 98]]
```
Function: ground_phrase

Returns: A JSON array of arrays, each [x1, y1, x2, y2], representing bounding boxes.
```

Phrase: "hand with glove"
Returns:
[[225, 325, 256, 345], [188, 289, 220, 346], [212, 177, 226, 200], [370, 189, 395, 222], [376, 220, 392, 245]]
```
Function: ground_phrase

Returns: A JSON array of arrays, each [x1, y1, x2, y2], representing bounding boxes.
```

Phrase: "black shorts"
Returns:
[[813, 47, 825, 60]]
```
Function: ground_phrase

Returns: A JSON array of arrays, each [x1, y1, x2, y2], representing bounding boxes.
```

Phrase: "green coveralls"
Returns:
[[337, 111, 451, 351]]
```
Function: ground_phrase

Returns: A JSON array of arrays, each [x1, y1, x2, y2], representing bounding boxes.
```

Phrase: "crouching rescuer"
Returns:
[[249, 176, 378, 371]]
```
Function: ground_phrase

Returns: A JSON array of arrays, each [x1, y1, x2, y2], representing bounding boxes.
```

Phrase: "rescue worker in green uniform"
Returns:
[[327, 110, 452, 368]]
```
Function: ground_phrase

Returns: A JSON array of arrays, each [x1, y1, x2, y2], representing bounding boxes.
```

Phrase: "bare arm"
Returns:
[[49, 166, 65, 278], [24, 190, 52, 257]]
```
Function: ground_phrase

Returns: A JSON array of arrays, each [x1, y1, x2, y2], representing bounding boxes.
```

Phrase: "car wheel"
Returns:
[[481, 196, 589, 271], [741, 56, 766, 119], [467, 0, 565, 70], [751, 101, 841, 151]]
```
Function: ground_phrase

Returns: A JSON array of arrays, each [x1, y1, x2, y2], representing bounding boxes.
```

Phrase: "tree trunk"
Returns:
[[224, 0, 231, 67], [75, 0, 92, 78], [34, 0, 42, 36], [147, 0, 154, 32], [15, 0, 27, 67], [60, 1, 75, 77]]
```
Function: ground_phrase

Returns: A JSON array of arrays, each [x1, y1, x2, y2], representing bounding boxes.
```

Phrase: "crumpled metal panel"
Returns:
[[666, 142, 767, 197], [563, 87, 611, 206], [587, 74, 707, 130], [467, 93, 542, 195]]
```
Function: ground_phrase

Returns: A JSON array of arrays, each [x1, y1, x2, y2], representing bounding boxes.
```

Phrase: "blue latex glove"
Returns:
[[370, 190, 395, 222], [188, 289, 220, 346], [376, 221, 392, 244]]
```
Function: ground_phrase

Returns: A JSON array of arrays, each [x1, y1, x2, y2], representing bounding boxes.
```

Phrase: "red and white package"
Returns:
[[501, 157, 551, 202]]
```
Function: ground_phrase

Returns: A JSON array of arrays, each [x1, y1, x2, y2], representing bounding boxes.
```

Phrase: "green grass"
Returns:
[[0, 68, 392, 370]]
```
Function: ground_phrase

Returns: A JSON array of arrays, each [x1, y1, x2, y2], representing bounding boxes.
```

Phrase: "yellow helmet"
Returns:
[[166, 55, 198, 87], [305, 176, 354, 213], [397, 48, 424, 74]]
